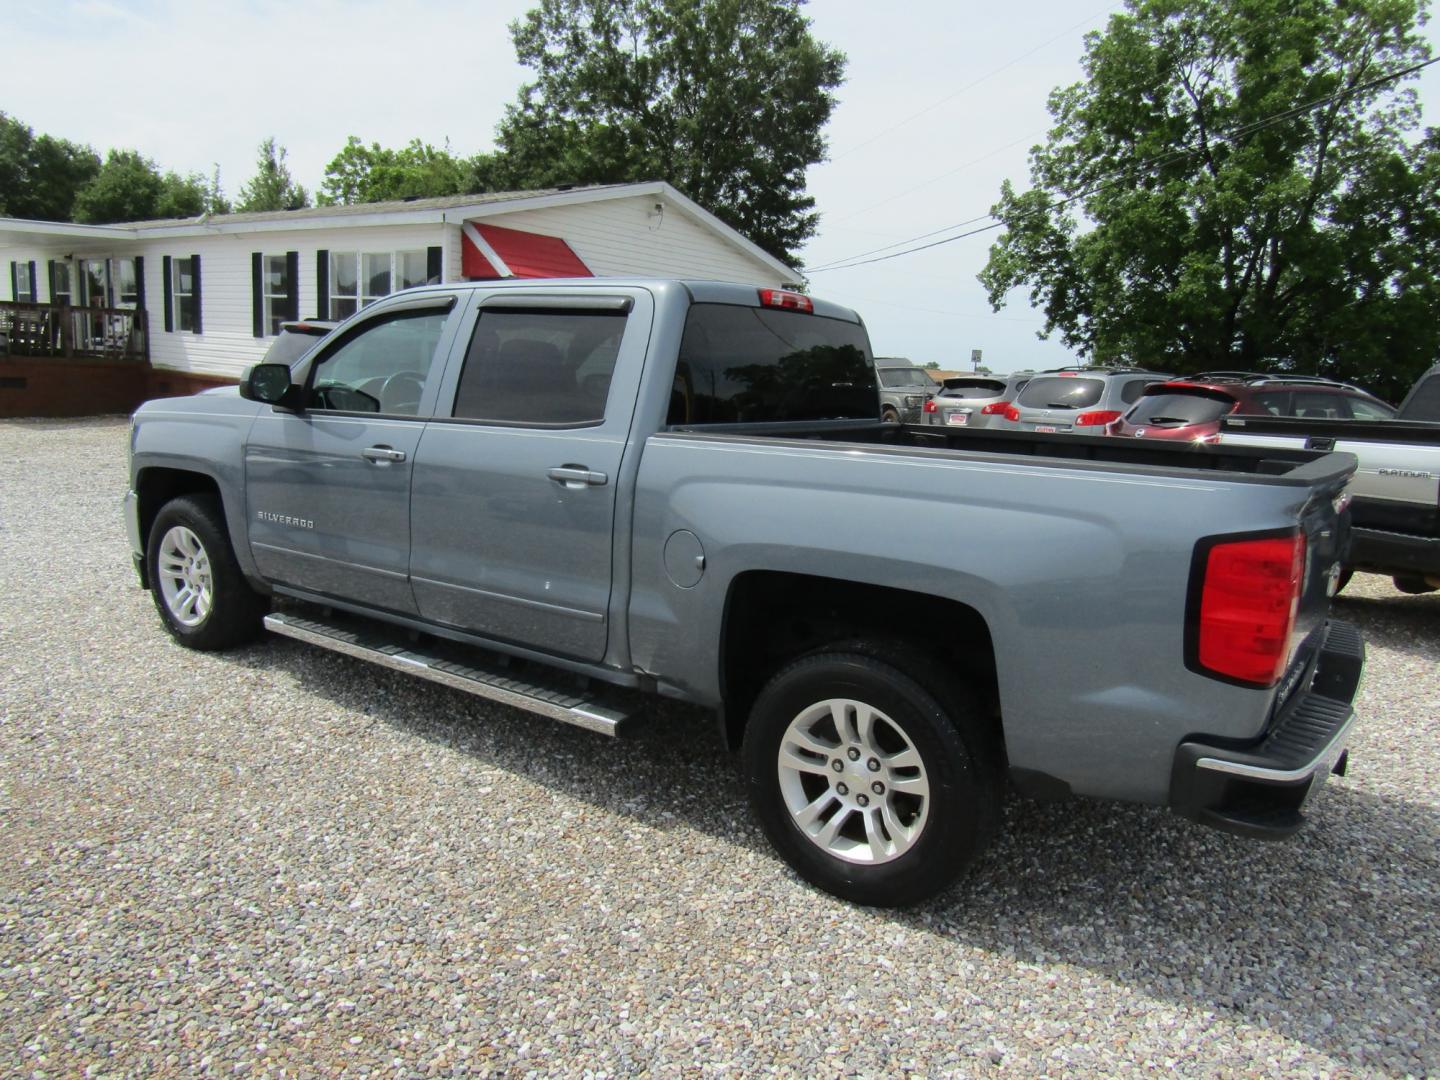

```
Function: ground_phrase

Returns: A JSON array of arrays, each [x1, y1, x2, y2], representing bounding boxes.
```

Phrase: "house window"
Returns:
[[173, 256, 199, 332], [14, 262, 32, 302], [112, 258, 139, 308], [263, 254, 292, 336], [80, 259, 108, 307], [329, 250, 428, 320], [51, 262, 73, 305]]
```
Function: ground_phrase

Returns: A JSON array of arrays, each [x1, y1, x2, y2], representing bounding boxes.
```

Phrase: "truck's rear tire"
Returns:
[[741, 644, 1000, 906], [146, 494, 267, 651]]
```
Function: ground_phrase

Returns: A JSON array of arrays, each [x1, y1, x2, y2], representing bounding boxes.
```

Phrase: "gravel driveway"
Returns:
[[1, 416, 1436, 1077]]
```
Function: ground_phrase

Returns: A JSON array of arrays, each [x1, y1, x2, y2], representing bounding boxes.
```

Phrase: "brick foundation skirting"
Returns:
[[0, 359, 238, 418]]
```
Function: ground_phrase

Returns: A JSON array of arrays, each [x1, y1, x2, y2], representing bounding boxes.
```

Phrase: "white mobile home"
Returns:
[[0, 181, 795, 414]]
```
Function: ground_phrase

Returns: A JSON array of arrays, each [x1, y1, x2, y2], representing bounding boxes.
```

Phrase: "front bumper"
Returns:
[[1170, 620, 1364, 839]]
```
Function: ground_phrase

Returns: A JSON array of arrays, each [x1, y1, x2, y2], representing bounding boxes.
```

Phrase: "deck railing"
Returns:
[[0, 301, 149, 362]]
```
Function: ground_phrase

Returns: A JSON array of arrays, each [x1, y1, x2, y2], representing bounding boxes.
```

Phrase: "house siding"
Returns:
[[3, 187, 790, 383]]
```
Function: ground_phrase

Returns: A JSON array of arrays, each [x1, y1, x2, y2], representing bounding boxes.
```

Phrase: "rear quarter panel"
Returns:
[[629, 434, 1341, 804]]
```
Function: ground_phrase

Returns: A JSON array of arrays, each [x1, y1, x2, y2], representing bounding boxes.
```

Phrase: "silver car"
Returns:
[[922, 372, 1034, 429], [991, 367, 1172, 436]]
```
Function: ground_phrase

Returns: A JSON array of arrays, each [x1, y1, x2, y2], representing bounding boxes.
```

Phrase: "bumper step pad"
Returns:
[[1171, 619, 1363, 839], [263, 611, 635, 737]]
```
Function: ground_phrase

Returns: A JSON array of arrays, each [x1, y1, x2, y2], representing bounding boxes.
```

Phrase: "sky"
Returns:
[[6, 0, 1440, 370]]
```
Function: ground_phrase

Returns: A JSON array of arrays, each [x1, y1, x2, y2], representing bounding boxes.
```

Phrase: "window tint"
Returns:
[[310, 310, 448, 415], [1348, 396, 1395, 420], [453, 309, 627, 425], [1120, 378, 1158, 404], [1127, 390, 1233, 425], [670, 303, 875, 424], [938, 378, 1006, 399], [1015, 376, 1104, 409], [1291, 391, 1349, 419], [1249, 391, 1291, 416]]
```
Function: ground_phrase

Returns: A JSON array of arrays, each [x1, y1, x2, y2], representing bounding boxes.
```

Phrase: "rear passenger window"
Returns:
[[1121, 379, 1157, 405], [1291, 391, 1348, 419], [452, 310, 626, 425]]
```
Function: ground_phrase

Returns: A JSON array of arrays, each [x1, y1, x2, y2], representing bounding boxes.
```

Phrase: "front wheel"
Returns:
[[741, 645, 1000, 906], [147, 494, 267, 650]]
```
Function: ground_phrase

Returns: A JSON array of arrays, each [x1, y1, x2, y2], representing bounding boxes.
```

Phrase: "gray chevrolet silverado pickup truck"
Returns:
[[125, 279, 1365, 905]]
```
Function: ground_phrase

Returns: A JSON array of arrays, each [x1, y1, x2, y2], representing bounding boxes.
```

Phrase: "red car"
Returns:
[[1107, 373, 1396, 441]]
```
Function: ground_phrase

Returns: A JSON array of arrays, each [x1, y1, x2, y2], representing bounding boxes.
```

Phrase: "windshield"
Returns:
[[1015, 376, 1104, 410], [879, 368, 936, 388], [1126, 389, 1234, 425]]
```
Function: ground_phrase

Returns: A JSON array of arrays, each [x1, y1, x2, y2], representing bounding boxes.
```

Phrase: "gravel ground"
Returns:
[[0, 416, 1437, 1078]]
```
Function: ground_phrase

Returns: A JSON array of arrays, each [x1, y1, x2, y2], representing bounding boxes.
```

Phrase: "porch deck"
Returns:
[[0, 301, 149, 363]]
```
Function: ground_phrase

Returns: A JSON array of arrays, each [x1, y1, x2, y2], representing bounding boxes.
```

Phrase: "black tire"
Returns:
[[741, 643, 1000, 907], [146, 493, 268, 651], [881, 406, 900, 424]]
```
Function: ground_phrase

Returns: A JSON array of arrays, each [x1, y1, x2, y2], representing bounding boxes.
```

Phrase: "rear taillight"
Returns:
[[758, 288, 813, 313], [981, 401, 1010, 415], [1075, 409, 1123, 427], [1191, 533, 1306, 687], [1003, 404, 1021, 422], [922, 399, 938, 414]]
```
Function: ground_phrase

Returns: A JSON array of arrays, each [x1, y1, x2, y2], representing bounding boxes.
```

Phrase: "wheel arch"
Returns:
[[134, 467, 225, 585], [718, 570, 1001, 755]]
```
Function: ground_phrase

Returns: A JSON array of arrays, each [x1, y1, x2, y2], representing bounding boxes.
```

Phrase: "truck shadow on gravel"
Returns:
[[1333, 589, 1440, 661], [233, 639, 1437, 1075], [921, 788, 1439, 1074]]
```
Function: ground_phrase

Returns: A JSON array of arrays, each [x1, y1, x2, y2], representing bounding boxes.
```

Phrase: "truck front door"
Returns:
[[244, 294, 463, 614], [408, 289, 650, 662]]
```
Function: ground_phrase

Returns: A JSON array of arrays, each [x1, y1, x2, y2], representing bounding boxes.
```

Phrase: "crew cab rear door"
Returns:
[[244, 292, 466, 613], [407, 287, 654, 662]]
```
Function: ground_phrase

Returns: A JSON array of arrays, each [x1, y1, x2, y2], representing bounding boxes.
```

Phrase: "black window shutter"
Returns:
[[134, 256, 145, 315], [191, 254, 202, 334], [162, 255, 174, 333], [286, 251, 300, 321], [426, 245, 442, 284], [251, 252, 264, 337], [8, 262, 16, 302], [316, 250, 329, 319], [26, 261, 38, 302], [48, 260, 58, 301]]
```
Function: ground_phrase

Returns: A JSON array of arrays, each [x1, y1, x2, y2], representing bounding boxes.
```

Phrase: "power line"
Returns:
[[807, 53, 1440, 275], [829, 4, 1122, 163]]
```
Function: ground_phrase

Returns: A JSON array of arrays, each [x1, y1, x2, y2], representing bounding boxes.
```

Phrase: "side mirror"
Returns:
[[241, 363, 301, 409]]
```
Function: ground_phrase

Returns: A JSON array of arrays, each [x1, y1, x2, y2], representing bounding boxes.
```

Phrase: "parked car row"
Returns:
[[915, 366, 1404, 442]]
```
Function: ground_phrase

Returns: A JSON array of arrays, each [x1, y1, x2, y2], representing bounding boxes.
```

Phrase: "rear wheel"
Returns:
[[742, 644, 1000, 906], [147, 494, 267, 650], [881, 406, 900, 424]]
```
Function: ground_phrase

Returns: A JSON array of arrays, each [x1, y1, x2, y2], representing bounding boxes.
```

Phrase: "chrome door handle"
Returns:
[[362, 445, 407, 464], [547, 466, 609, 488]]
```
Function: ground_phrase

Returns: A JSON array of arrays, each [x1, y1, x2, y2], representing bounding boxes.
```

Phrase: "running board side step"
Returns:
[[263, 612, 635, 737]]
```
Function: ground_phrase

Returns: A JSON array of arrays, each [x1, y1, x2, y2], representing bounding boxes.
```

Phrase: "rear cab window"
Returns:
[[670, 303, 876, 424]]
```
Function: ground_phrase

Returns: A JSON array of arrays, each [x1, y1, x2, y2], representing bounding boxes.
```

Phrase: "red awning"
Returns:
[[460, 222, 592, 280]]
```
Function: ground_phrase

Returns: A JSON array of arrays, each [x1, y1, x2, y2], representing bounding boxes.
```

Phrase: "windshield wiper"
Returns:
[[1141, 416, 1191, 425], [1044, 402, 1079, 409]]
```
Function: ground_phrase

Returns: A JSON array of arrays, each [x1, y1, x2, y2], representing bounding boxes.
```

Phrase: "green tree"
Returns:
[[493, 0, 845, 266], [235, 138, 309, 212], [318, 136, 472, 205], [980, 0, 1440, 399], [0, 112, 100, 221], [71, 149, 211, 223]]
